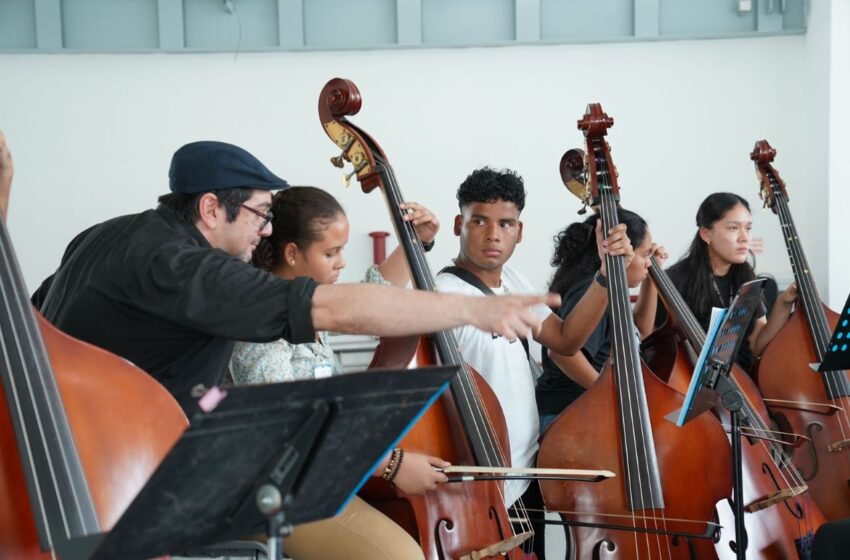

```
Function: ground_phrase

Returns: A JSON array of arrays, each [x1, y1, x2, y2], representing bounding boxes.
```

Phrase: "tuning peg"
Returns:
[[342, 169, 357, 188], [330, 152, 346, 168]]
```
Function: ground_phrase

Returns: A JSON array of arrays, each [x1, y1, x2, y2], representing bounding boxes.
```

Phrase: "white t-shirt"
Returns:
[[435, 265, 552, 506]]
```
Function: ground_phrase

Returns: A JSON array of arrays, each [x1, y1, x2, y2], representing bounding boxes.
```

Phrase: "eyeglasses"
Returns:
[[240, 203, 274, 232]]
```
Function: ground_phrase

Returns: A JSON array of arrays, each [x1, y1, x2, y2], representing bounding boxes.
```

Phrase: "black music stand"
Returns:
[[61, 366, 455, 560], [670, 278, 766, 560], [817, 292, 850, 372]]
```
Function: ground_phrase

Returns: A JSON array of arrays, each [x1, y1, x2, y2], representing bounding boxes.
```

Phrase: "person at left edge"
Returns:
[[29, 141, 558, 414]]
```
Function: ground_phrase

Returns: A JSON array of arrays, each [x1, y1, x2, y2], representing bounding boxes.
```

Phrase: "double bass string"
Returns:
[[379, 159, 508, 472], [596, 144, 670, 559], [770, 180, 850, 441], [378, 158, 538, 540], [0, 225, 61, 548], [0, 213, 105, 548], [649, 254, 817, 538]]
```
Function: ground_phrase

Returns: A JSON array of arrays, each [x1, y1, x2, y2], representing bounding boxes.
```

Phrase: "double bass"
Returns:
[[317, 78, 536, 560], [538, 104, 732, 559], [751, 140, 850, 521], [643, 255, 823, 558], [0, 146, 187, 557]]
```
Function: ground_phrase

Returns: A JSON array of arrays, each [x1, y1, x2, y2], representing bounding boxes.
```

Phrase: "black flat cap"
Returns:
[[169, 141, 290, 194]]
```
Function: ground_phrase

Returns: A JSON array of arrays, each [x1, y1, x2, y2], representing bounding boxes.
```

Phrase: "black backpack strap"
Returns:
[[439, 265, 531, 361], [439, 265, 495, 295]]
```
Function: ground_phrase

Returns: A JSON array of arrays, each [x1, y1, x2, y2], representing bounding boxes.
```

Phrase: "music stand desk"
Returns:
[[817, 291, 850, 372], [672, 279, 766, 560], [64, 366, 455, 560]]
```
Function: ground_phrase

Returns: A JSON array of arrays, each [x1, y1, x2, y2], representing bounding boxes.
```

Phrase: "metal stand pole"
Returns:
[[257, 483, 293, 560], [721, 388, 748, 560]]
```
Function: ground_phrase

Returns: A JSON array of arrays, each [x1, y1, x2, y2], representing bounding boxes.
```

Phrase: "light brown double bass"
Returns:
[[643, 256, 823, 559], [751, 140, 850, 521], [318, 78, 536, 560], [537, 104, 732, 559], [0, 152, 187, 557]]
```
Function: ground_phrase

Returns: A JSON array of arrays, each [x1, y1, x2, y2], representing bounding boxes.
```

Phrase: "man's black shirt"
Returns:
[[33, 206, 317, 413]]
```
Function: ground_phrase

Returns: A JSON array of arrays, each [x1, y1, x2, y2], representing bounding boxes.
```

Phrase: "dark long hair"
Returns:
[[252, 186, 345, 271], [668, 192, 755, 322], [549, 208, 648, 296]]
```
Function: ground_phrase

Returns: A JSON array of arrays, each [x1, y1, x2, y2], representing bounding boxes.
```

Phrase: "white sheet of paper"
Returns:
[[677, 307, 727, 426]]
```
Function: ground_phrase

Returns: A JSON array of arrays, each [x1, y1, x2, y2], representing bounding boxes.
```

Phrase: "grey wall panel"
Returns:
[[423, 0, 515, 44], [541, 0, 633, 40], [0, 0, 808, 52], [0, 0, 37, 48], [783, 0, 807, 31], [660, 0, 755, 36], [61, 0, 158, 49], [278, 0, 304, 48], [303, 0, 396, 48], [184, 0, 279, 49]]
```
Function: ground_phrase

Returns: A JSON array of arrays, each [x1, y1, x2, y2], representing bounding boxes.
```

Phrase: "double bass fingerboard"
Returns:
[[590, 138, 665, 511]]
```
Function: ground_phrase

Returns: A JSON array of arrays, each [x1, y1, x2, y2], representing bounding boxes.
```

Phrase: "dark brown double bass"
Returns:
[[0, 166, 187, 556], [643, 256, 823, 559], [537, 104, 732, 559], [751, 140, 850, 521], [317, 78, 536, 560]]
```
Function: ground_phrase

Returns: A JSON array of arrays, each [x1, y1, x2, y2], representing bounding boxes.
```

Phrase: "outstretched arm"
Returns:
[[311, 282, 559, 340]]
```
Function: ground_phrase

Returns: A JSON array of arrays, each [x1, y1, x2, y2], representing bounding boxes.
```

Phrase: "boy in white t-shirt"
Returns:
[[435, 167, 632, 558]]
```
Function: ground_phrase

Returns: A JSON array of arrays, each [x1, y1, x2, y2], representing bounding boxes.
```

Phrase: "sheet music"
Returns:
[[676, 307, 726, 427]]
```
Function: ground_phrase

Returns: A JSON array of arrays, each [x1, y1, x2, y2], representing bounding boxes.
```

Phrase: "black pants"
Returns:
[[813, 518, 850, 560], [510, 481, 547, 559]]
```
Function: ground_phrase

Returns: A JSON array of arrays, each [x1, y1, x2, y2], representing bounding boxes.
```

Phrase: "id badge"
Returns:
[[313, 364, 333, 379]]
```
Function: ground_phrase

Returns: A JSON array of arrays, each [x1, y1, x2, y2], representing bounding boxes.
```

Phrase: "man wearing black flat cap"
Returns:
[[26, 138, 556, 413]]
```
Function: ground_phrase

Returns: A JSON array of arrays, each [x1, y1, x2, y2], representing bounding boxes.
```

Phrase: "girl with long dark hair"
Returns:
[[663, 192, 797, 372], [535, 209, 667, 430]]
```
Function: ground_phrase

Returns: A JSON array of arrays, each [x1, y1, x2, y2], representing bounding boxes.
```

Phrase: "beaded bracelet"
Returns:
[[387, 448, 405, 484], [382, 448, 404, 482]]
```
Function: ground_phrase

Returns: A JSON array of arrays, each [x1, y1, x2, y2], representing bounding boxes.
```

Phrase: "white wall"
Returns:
[[829, 0, 850, 310], [0, 19, 838, 560], [0, 33, 824, 298]]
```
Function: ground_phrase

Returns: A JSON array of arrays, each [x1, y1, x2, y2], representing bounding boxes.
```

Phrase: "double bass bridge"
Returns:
[[457, 531, 533, 560]]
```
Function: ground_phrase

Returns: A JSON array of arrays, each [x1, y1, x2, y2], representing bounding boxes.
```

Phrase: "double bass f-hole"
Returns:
[[801, 422, 824, 481]]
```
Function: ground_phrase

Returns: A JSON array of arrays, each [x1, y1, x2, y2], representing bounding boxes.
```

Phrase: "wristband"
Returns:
[[594, 270, 608, 288], [421, 239, 435, 252]]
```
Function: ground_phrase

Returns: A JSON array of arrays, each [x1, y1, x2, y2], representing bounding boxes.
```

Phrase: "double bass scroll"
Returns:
[[752, 139, 850, 521]]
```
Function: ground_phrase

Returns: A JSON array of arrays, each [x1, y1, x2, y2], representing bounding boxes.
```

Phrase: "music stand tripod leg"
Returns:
[[265, 506, 291, 560], [718, 376, 748, 560], [237, 403, 332, 560]]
